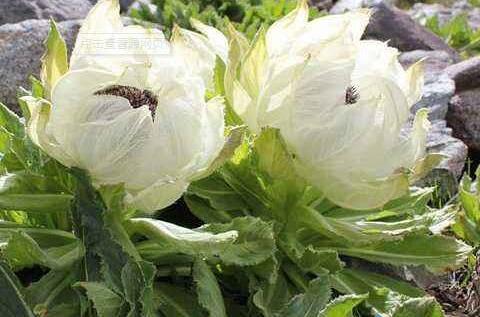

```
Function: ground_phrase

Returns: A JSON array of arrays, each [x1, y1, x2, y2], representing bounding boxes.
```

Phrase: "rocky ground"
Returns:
[[0, 0, 479, 315]]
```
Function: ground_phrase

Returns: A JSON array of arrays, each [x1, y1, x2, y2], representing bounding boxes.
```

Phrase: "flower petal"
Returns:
[[191, 18, 229, 64], [125, 178, 189, 212]]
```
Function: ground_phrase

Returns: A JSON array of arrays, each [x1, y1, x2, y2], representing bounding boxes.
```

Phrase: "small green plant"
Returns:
[[130, 0, 321, 38], [452, 167, 480, 246], [426, 14, 480, 57]]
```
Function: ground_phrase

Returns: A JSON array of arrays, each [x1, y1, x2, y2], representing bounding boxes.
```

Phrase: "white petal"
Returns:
[[125, 178, 189, 212], [70, 0, 123, 69], [72, 100, 153, 185], [22, 96, 75, 167], [266, 0, 309, 57], [171, 26, 217, 87], [191, 18, 229, 64]]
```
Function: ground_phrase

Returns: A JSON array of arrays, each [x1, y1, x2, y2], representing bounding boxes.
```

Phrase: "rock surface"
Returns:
[[447, 88, 480, 152], [408, 120, 468, 199], [364, 2, 460, 59], [0, 0, 91, 25], [445, 57, 480, 92], [329, 0, 395, 14], [0, 19, 81, 112], [399, 50, 455, 121], [409, 0, 480, 31]]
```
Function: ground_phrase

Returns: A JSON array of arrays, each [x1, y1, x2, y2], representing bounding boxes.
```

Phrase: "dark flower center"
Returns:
[[95, 85, 158, 118], [345, 85, 359, 105]]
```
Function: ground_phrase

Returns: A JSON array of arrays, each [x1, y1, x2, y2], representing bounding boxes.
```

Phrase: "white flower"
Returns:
[[281, 40, 427, 209], [225, 0, 371, 132], [227, 0, 429, 209], [22, 0, 226, 212]]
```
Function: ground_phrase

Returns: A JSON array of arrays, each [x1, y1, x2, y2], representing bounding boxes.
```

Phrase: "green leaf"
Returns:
[[0, 194, 72, 214], [0, 261, 35, 317], [75, 282, 124, 317], [319, 294, 367, 317], [202, 216, 276, 266], [329, 233, 471, 273], [279, 274, 331, 317], [134, 216, 275, 267], [155, 283, 205, 317], [41, 19, 68, 99], [25, 268, 80, 316], [294, 247, 344, 275], [333, 268, 424, 299], [392, 297, 444, 317], [254, 128, 297, 182], [129, 217, 238, 260], [253, 271, 296, 317], [2, 229, 84, 270], [193, 258, 227, 317]]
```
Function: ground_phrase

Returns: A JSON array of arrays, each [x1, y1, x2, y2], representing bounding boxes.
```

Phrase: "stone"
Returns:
[[0, 0, 92, 25], [412, 120, 468, 200], [329, 0, 396, 14], [399, 50, 455, 121], [310, 0, 334, 11], [364, 2, 459, 60], [128, 0, 158, 16], [88, 0, 135, 12], [409, 0, 480, 31], [0, 19, 81, 113], [445, 57, 480, 92], [447, 88, 480, 152]]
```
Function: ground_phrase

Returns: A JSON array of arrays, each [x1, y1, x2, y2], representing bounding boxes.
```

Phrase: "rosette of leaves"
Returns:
[[185, 127, 471, 317], [131, 0, 321, 39]]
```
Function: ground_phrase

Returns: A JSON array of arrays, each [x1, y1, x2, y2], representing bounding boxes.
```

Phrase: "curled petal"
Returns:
[[22, 96, 75, 167], [191, 18, 229, 64], [125, 178, 189, 212]]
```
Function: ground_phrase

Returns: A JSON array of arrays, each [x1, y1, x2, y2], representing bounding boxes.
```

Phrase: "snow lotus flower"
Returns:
[[22, 0, 226, 212], [227, 0, 431, 209]]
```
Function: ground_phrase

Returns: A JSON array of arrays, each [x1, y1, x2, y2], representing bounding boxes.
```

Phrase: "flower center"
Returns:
[[345, 85, 359, 105], [95, 85, 158, 118]]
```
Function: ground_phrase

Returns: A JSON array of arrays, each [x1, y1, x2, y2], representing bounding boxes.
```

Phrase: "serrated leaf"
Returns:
[[155, 283, 205, 317], [2, 229, 84, 270], [193, 258, 227, 317], [279, 274, 331, 317], [330, 233, 471, 273], [128, 217, 238, 260], [0, 261, 35, 317], [319, 294, 367, 317], [41, 19, 68, 99], [295, 247, 344, 275], [253, 271, 296, 317], [202, 216, 276, 266], [75, 282, 124, 317], [392, 297, 444, 317]]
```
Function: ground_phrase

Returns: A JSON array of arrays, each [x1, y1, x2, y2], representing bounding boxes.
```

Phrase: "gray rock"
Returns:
[[364, 2, 459, 60], [400, 50, 456, 121], [329, 0, 396, 14], [445, 57, 480, 92], [88, 0, 135, 12], [399, 50, 454, 76], [411, 120, 468, 200], [447, 88, 480, 152], [409, 0, 480, 31], [0, 0, 92, 25], [310, 0, 334, 11], [426, 120, 467, 181], [128, 0, 158, 16], [0, 19, 81, 113]]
